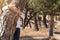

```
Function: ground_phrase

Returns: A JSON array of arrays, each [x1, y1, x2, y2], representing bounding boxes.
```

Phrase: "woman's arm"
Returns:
[[8, 5, 21, 14]]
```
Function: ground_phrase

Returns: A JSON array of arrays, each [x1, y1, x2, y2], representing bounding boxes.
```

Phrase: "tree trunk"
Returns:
[[49, 12, 54, 39], [34, 13, 39, 31], [0, 11, 18, 40], [19, 0, 27, 11], [43, 15, 48, 28], [49, 16, 54, 36]]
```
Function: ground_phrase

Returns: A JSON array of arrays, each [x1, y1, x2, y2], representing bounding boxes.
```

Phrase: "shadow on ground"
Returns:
[[54, 32, 60, 34], [20, 36, 49, 40]]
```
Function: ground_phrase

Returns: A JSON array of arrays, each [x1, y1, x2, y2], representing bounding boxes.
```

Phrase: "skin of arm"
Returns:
[[8, 5, 24, 20], [8, 5, 21, 15]]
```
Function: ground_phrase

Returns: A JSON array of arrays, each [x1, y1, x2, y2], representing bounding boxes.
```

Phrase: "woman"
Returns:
[[9, 0, 25, 40], [1, 0, 21, 40], [8, 3, 21, 40]]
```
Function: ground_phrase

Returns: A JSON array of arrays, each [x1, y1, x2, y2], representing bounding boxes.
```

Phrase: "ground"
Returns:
[[20, 22, 60, 40]]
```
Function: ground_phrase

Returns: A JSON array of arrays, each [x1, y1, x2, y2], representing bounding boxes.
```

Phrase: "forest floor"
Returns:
[[20, 22, 60, 40]]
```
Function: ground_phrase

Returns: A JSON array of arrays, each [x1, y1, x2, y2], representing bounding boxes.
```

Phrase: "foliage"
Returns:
[[0, 0, 12, 9], [27, 0, 60, 15]]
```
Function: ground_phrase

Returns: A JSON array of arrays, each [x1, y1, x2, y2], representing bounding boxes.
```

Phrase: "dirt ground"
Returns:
[[20, 25, 49, 40], [20, 23, 49, 37], [20, 22, 60, 40]]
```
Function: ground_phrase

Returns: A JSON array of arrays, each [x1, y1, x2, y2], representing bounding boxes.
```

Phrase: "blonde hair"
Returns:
[[3, 0, 12, 6], [2, 0, 8, 6]]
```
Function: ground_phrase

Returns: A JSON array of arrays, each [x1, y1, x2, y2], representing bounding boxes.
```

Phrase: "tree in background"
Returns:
[[0, 0, 60, 40], [26, 0, 60, 39]]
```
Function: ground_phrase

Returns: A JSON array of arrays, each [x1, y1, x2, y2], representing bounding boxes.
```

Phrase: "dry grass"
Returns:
[[20, 24, 49, 37], [20, 22, 60, 40]]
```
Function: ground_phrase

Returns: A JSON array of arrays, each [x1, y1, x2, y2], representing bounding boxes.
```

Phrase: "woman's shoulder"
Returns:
[[2, 5, 9, 11]]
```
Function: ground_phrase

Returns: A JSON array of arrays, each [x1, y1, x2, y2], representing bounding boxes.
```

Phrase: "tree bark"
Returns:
[[19, 0, 27, 11], [49, 12, 54, 39]]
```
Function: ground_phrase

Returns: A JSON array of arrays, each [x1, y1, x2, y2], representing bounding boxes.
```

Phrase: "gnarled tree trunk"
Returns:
[[0, 10, 18, 40], [0, 0, 27, 40]]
